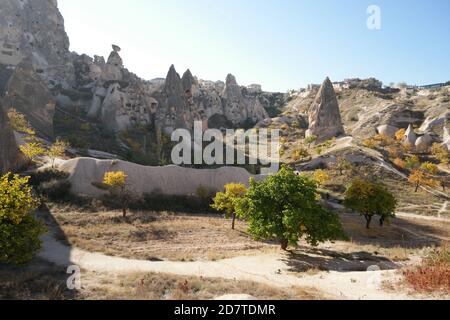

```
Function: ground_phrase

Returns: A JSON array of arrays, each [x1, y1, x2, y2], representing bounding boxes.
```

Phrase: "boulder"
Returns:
[[306, 77, 345, 143], [415, 133, 433, 150], [377, 125, 399, 138], [403, 125, 417, 146]]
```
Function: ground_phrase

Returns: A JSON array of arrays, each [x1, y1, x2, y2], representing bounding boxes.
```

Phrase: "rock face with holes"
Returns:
[[0, 103, 22, 173], [306, 77, 345, 143]]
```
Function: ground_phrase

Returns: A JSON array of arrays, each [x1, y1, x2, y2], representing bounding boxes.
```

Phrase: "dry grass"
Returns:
[[0, 259, 76, 300], [80, 271, 327, 300], [0, 259, 326, 300], [46, 209, 279, 262]]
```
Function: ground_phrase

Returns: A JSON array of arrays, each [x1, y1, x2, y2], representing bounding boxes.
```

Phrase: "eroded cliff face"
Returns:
[[0, 0, 278, 141], [0, 0, 72, 138], [0, 103, 22, 174]]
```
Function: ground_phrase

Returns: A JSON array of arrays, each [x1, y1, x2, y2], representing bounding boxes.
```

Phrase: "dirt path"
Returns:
[[38, 234, 415, 300]]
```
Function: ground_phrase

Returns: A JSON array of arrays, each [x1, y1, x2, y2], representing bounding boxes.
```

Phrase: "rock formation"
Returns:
[[0, 103, 22, 174], [2, 59, 55, 138], [415, 133, 433, 150], [443, 126, 450, 150], [306, 77, 345, 143], [403, 125, 417, 146], [377, 125, 399, 138]]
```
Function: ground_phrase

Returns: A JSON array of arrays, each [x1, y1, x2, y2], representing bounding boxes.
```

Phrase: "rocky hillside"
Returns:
[[0, 0, 448, 168], [283, 81, 449, 141], [0, 0, 286, 144]]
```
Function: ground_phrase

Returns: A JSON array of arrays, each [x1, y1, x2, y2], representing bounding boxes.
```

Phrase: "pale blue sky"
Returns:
[[58, 0, 450, 92]]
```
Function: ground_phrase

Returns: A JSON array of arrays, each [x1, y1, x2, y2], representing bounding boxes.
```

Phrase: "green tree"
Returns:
[[0, 173, 45, 265], [235, 166, 345, 250], [344, 179, 397, 229], [211, 183, 247, 230]]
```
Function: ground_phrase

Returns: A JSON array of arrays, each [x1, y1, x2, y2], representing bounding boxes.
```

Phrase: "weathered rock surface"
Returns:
[[2, 59, 55, 138], [415, 133, 433, 150], [0, 103, 22, 173], [403, 125, 417, 146], [306, 77, 345, 143], [443, 126, 450, 150], [56, 157, 265, 196], [377, 125, 399, 138]]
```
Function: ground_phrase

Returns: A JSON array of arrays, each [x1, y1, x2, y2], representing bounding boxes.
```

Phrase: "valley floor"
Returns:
[[13, 207, 448, 300]]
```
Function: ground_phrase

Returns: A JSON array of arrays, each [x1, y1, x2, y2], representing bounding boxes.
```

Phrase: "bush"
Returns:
[[134, 193, 213, 213], [0, 173, 45, 265], [403, 245, 450, 294], [40, 179, 72, 201], [235, 166, 346, 250]]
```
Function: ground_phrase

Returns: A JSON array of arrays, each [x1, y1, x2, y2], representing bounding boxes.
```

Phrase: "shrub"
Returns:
[[404, 155, 420, 169], [0, 173, 45, 265], [431, 143, 449, 165], [344, 179, 397, 229], [235, 166, 346, 250], [420, 162, 438, 175], [393, 158, 406, 169], [334, 156, 352, 175], [196, 185, 211, 200], [211, 183, 247, 230], [313, 169, 330, 186], [19, 142, 45, 165], [40, 179, 72, 201], [292, 147, 310, 161], [304, 135, 317, 147], [7, 109, 35, 136], [395, 128, 406, 141], [403, 245, 450, 294], [47, 140, 70, 168]]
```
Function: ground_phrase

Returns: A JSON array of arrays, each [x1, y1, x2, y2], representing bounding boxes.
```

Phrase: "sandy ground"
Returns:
[[38, 233, 422, 300]]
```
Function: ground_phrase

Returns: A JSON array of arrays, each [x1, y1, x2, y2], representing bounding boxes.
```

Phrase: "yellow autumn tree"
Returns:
[[103, 171, 130, 218], [20, 142, 45, 165], [313, 169, 330, 187], [47, 140, 69, 168], [211, 183, 247, 230], [408, 169, 438, 192]]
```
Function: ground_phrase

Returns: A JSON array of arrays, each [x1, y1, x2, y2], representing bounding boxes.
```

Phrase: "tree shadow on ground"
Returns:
[[283, 246, 398, 273], [340, 213, 448, 249]]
